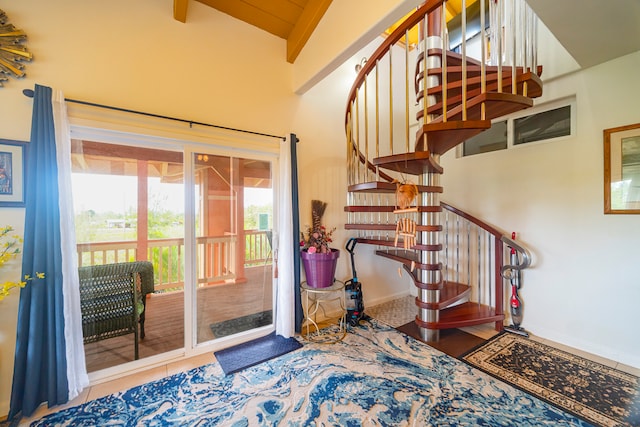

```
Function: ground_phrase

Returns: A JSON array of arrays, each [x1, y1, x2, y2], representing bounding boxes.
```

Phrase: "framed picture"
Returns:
[[0, 139, 26, 207], [604, 123, 640, 214]]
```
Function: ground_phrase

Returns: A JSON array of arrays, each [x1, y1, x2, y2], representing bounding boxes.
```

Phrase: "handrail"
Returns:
[[442, 202, 532, 269], [500, 234, 532, 275], [441, 202, 503, 237]]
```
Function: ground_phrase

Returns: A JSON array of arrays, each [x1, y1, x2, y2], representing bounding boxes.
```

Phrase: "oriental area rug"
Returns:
[[31, 321, 589, 426], [461, 332, 640, 427]]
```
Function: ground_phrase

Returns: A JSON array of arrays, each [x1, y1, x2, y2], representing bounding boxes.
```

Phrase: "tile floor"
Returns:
[[16, 295, 640, 426]]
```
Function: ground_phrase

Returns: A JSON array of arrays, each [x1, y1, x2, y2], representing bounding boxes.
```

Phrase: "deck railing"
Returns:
[[77, 230, 270, 292], [244, 229, 272, 266]]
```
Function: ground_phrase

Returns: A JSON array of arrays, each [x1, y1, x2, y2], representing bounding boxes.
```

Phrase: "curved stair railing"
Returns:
[[344, 0, 540, 341], [439, 202, 531, 332]]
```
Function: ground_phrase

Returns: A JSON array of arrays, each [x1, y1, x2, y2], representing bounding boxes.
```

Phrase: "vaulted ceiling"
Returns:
[[173, 0, 333, 64]]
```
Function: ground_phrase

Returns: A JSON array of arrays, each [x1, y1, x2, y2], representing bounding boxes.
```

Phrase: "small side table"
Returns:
[[301, 280, 347, 343]]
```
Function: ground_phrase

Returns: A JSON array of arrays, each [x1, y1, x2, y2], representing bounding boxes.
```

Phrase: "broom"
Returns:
[[311, 199, 327, 231]]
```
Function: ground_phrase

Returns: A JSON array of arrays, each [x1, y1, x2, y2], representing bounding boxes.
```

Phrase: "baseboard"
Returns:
[[365, 290, 412, 309], [529, 324, 640, 370]]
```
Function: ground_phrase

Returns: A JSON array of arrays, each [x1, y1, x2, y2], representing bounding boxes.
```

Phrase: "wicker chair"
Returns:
[[78, 261, 155, 360]]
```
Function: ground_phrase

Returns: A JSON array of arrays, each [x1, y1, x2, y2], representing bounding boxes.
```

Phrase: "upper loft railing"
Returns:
[[345, 0, 541, 187]]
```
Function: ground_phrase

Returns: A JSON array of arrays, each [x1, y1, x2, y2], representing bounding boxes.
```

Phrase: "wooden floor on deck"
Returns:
[[84, 265, 273, 372]]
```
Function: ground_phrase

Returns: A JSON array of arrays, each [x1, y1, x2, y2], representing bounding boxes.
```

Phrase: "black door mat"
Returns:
[[214, 332, 303, 375], [209, 310, 272, 339]]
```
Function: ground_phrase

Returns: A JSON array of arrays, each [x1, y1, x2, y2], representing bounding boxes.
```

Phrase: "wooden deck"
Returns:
[[84, 264, 273, 372]]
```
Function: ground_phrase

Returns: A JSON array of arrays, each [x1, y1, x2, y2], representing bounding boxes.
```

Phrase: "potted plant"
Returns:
[[300, 200, 338, 288]]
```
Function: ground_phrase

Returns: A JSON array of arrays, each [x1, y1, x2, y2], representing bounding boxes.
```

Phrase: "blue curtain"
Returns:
[[9, 85, 69, 419], [290, 134, 303, 332]]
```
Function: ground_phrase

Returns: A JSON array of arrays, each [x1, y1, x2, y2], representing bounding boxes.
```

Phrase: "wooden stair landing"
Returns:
[[416, 302, 503, 330], [396, 323, 487, 357]]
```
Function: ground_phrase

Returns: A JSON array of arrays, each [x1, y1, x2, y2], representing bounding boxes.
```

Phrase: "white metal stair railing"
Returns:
[[442, 205, 501, 310], [441, 203, 532, 326]]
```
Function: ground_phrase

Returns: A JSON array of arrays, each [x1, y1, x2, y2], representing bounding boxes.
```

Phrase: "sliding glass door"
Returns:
[[193, 152, 274, 344], [70, 136, 277, 373]]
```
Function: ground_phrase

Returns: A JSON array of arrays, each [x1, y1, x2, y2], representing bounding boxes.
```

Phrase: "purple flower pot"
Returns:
[[301, 248, 340, 288]]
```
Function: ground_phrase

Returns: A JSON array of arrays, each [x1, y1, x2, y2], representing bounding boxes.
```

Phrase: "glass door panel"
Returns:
[[194, 152, 274, 344], [71, 140, 185, 372]]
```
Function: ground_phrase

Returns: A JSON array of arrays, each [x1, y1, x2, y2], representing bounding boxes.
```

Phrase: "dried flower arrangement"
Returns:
[[300, 200, 336, 254]]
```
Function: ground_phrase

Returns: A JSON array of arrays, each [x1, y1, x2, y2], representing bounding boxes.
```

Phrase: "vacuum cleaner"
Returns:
[[501, 232, 531, 337], [345, 238, 367, 326]]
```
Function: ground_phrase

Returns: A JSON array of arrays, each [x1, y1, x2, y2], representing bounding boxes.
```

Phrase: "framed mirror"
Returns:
[[604, 123, 640, 214]]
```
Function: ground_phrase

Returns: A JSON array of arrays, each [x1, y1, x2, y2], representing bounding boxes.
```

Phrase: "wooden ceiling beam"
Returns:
[[174, 0, 189, 23], [197, 0, 292, 38], [286, 0, 332, 63]]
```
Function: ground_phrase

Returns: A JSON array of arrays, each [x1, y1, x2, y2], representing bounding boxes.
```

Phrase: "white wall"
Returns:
[[441, 50, 640, 368]]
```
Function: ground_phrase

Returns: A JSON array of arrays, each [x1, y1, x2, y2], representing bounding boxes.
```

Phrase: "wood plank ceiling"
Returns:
[[173, 0, 333, 63]]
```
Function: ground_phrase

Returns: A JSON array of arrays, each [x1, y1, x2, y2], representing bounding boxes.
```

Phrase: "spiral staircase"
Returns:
[[344, 0, 541, 342]]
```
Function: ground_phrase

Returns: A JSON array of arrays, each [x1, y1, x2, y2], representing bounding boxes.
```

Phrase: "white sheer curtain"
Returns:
[[52, 90, 89, 399], [275, 136, 295, 338]]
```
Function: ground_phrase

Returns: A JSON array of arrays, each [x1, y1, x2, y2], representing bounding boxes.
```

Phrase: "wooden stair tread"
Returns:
[[417, 49, 483, 68], [347, 223, 442, 232], [414, 282, 470, 310], [401, 263, 444, 290], [344, 205, 442, 213], [353, 237, 441, 251], [417, 48, 542, 76], [425, 64, 529, 77], [348, 181, 442, 194], [417, 92, 533, 123], [375, 249, 442, 270], [417, 71, 543, 103], [415, 120, 491, 155], [371, 151, 444, 175], [416, 302, 504, 329], [438, 282, 470, 308]]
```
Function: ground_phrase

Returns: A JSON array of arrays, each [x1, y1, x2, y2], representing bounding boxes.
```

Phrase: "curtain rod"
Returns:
[[22, 88, 286, 141]]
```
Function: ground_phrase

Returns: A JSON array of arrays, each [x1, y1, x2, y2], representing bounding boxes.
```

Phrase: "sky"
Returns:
[[71, 173, 272, 214]]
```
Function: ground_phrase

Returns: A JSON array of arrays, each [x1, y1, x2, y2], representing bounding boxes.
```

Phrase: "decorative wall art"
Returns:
[[0, 9, 33, 87], [604, 123, 640, 214], [0, 139, 26, 207]]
